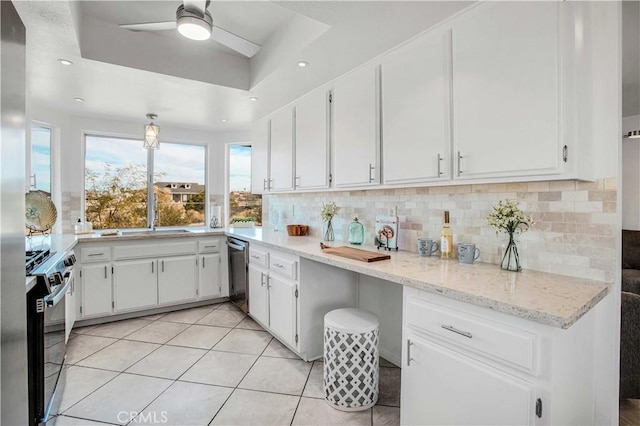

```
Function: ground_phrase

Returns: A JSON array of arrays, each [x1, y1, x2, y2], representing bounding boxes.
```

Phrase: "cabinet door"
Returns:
[[113, 259, 158, 312], [382, 31, 450, 184], [269, 107, 295, 191], [199, 253, 221, 299], [295, 88, 330, 190], [251, 117, 270, 194], [402, 333, 535, 425], [65, 274, 77, 341], [267, 274, 297, 347], [333, 65, 380, 187], [158, 256, 197, 305], [248, 264, 268, 326], [81, 263, 112, 318], [452, 2, 560, 179]]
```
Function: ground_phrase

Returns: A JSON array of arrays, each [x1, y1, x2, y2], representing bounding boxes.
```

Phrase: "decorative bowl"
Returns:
[[287, 224, 308, 236], [25, 191, 57, 232]]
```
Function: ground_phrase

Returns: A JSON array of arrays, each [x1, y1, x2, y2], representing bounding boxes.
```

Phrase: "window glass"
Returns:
[[228, 145, 262, 225], [31, 126, 52, 193], [154, 143, 206, 227], [85, 135, 148, 229]]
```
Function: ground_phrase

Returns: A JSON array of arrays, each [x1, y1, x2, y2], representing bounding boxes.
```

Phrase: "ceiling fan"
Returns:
[[118, 0, 261, 58]]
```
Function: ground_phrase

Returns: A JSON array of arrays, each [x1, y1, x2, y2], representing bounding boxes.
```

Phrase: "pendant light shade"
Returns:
[[144, 113, 160, 149]]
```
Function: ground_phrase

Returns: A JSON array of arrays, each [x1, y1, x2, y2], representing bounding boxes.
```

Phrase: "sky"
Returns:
[[229, 145, 252, 191], [31, 127, 51, 193], [36, 132, 252, 193], [85, 135, 205, 186]]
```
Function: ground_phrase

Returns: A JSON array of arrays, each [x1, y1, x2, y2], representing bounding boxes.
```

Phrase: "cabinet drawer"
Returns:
[[81, 246, 111, 263], [249, 246, 269, 268], [114, 242, 196, 260], [198, 240, 221, 253], [269, 254, 298, 280], [406, 297, 537, 373]]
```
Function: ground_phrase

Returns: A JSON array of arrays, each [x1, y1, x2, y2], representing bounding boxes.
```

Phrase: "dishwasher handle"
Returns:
[[226, 240, 247, 251]]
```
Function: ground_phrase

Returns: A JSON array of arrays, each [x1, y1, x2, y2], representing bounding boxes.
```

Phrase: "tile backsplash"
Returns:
[[264, 179, 618, 283]]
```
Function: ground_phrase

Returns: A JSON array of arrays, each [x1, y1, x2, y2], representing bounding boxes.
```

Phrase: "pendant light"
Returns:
[[143, 113, 160, 149], [625, 130, 640, 139]]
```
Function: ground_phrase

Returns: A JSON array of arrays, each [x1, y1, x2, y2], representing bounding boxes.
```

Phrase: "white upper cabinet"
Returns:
[[269, 107, 295, 192], [382, 30, 451, 184], [250, 117, 270, 194], [452, 2, 561, 179], [333, 64, 381, 188], [295, 88, 330, 190]]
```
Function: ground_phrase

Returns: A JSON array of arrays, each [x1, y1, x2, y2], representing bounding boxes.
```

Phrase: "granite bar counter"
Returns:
[[226, 228, 610, 329]]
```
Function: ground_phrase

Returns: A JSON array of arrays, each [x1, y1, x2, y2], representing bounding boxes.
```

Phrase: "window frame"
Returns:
[[225, 142, 261, 226], [83, 131, 209, 230], [29, 122, 55, 195]]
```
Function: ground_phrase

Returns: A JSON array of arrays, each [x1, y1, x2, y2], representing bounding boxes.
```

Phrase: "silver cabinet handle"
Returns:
[[368, 163, 375, 183], [161, 260, 165, 272], [437, 153, 444, 177], [260, 272, 265, 287], [273, 263, 284, 268], [88, 253, 104, 257], [406, 340, 414, 366], [204, 245, 217, 249], [151, 261, 154, 273], [267, 275, 272, 289], [457, 151, 463, 176], [441, 324, 473, 339], [251, 255, 260, 260], [104, 265, 107, 279], [202, 256, 205, 268], [263, 179, 267, 190]]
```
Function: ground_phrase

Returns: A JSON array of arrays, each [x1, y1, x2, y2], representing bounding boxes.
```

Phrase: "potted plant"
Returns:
[[487, 199, 534, 272], [231, 217, 257, 228]]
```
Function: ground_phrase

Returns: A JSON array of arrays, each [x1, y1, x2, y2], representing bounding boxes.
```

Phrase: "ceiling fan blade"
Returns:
[[183, 0, 207, 16], [119, 21, 177, 32], [212, 26, 261, 58]]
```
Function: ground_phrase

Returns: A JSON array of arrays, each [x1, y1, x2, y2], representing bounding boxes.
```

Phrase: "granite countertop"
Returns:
[[226, 228, 610, 329]]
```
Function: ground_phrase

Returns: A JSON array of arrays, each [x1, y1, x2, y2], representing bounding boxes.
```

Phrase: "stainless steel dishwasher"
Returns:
[[227, 237, 249, 313]]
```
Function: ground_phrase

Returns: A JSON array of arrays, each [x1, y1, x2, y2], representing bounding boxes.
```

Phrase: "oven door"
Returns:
[[42, 271, 72, 423]]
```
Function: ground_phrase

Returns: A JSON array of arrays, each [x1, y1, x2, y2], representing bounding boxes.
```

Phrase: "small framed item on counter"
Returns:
[[375, 215, 399, 251]]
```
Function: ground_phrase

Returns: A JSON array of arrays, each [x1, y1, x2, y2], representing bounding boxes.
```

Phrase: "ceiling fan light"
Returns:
[[177, 16, 211, 41]]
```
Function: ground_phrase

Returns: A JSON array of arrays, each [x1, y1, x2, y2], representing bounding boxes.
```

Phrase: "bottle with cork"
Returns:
[[440, 210, 454, 259]]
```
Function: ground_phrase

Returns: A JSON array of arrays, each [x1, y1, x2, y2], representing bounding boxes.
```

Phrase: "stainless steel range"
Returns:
[[26, 248, 76, 425]]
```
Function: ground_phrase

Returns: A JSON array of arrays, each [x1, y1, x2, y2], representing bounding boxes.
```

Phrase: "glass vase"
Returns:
[[501, 231, 522, 272], [324, 219, 335, 242]]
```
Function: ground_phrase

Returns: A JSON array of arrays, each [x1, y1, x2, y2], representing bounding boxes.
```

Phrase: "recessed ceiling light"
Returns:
[[221, 119, 228, 122], [249, 97, 259, 102], [73, 97, 84, 102], [297, 61, 309, 68], [58, 59, 73, 66]]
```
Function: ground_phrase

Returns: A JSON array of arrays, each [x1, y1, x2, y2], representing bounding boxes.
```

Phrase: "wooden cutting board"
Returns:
[[320, 243, 391, 262]]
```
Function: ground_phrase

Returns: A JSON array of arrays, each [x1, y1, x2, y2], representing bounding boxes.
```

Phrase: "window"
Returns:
[[85, 135, 148, 229], [84, 135, 206, 229], [228, 145, 262, 225], [31, 126, 52, 193], [154, 142, 206, 227]]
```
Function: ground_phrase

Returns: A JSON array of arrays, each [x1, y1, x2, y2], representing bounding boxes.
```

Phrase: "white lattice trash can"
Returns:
[[323, 308, 380, 411]]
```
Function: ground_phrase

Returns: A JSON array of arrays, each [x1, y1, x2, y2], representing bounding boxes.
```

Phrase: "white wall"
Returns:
[[623, 115, 640, 230], [29, 106, 250, 231]]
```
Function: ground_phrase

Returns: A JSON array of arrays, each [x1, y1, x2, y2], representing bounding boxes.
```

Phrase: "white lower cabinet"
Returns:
[[158, 255, 197, 305], [199, 253, 222, 299], [402, 286, 596, 426], [81, 263, 113, 318], [113, 259, 158, 312], [403, 332, 535, 425], [248, 264, 269, 326], [267, 274, 297, 347], [77, 237, 227, 321], [248, 246, 299, 349]]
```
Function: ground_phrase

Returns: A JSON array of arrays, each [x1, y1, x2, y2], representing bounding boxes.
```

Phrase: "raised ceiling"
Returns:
[[15, 1, 480, 131]]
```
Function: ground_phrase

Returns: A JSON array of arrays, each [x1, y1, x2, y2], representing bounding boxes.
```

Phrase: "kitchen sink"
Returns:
[[121, 229, 192, 236]]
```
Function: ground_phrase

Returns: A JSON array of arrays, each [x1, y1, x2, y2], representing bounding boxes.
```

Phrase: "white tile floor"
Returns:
[[56, 303, 401, 426]]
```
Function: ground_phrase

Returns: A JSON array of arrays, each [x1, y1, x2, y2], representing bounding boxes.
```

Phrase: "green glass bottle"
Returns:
[[348, 217, 364, 245]]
